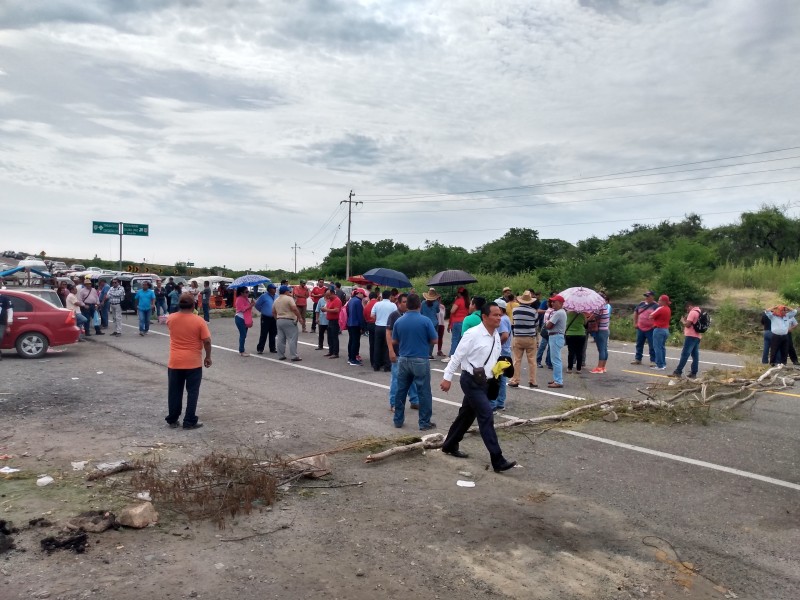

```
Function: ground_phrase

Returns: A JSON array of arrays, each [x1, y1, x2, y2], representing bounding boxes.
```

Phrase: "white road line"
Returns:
[[608, 348, 743, 368], [121, 324, 798, 491], [560, 430, 800, 491]]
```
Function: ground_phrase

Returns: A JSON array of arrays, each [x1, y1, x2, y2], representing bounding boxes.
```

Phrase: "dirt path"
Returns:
[[1, 341, 734, 599]]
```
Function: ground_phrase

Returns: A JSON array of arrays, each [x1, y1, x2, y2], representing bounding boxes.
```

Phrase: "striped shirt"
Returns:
[[596, 304, 611, 331], [511, 303, 538, 337]]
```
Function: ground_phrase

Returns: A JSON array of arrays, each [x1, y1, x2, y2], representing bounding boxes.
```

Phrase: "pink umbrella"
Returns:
[[558, 287, 606, 313]]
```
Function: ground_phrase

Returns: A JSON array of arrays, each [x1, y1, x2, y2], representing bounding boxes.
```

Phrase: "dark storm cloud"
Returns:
[[301, 135, 385, 168], [0, 0, 195, 29]]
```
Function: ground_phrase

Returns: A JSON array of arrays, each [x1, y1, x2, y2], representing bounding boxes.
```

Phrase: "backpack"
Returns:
[[692, 308, 711, 333]]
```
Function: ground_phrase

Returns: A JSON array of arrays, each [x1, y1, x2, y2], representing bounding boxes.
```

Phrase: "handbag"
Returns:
[[243, 309, 253, 328], [470, 337, 495, 386]]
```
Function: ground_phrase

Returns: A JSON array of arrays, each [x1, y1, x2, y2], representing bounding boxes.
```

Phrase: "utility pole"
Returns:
[[291, 242, 301, 274], [340, 190, 362, 279]]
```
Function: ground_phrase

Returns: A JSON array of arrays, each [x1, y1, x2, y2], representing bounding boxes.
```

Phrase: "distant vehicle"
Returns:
[[2, 251, 14, 257], [86, 266, 103, 272], [0, 290, 81, 358], [70, 264, 86, 271], [83, 273, 162, 312], [14, 252, 25, 259], [51, 261, 68, 272]]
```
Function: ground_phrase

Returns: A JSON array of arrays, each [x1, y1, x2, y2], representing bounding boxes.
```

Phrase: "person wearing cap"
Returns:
[[273, 285, 302, 361], [509, 290, 539, 388], [440, 302, 517, 472], [164, 277, 176, 311], [649, 294, 672, 370], [346, 288, 367, 365], [106, 278, 126, 336], [421, 288, 440, 358], [154, 280, 168, 317], [255, 283, 278, 354], [544, 294, 567, 388], [392, 293, 438, 431], [631, 291, 658, 366], [97, 278, 110, 329], [292, 280, 310, 333], [324, 287, 343, 358], [763, 304, 798, 367], [310, 278, 327, 333], [166, 292, 212, 430], [387, 293, 420, 411], [78, 277, 102, 336]]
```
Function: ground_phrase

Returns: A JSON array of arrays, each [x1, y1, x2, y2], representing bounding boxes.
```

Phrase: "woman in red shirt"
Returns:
[[445, 287, 470, 359], [650, 294, 672, 370]]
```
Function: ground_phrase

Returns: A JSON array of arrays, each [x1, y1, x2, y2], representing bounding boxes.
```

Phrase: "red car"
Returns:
[[0, 290, 81, 358]]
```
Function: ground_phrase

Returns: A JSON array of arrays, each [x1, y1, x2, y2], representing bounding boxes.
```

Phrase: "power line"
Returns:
[[357, 174, 800, 215], [300, 203, 345, 246], [357, 144, 800, 200]]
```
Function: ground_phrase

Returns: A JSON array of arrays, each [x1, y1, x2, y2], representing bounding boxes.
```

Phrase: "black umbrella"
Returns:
[[427, 269, 478, 287], [363, 267, 412, 288]]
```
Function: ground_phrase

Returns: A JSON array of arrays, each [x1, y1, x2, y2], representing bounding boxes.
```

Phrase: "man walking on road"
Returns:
[[106, 278, 126, 336], [392, 293, 438, 431], [440, 302, 517, 473], [632, 291, 658, 366], [255, 283, 278, 354], [670, 301, 704, 379], [166, 292, 212, 430], [545, 294, 567, 388]]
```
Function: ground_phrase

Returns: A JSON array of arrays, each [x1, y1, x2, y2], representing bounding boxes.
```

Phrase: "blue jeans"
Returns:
[[202, 303, 210, 322], [592, 330, 609, 361], [635, 328, 655, 363], [393, 357, 433, 429], [449, 321, 463, 356], [674, 336, 700, 376], [389, 361, 419, 408], [548, 333, 565, 384], [156, 298, 168, 317], [235, 315, 248, 353], [537, 332, 552, 366], [761, 330, 771, 364], [100, 302, 109, 327], [138, 308, 152, 333], [490, 375, 507, 410], [652, 327, 669, 368]]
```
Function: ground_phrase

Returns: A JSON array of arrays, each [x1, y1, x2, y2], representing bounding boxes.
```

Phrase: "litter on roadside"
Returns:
[[36, 476, 55, 487], [456, 480, 476, 488], [0, 466, 21, 474], [71, 461, 88, 471]]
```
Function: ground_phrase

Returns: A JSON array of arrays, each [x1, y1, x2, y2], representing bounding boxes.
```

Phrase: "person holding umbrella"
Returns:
[[234, 287, 255, 356]]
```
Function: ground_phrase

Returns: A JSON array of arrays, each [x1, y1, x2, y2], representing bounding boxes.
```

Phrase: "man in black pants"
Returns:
[[439, 302, 516, 473]]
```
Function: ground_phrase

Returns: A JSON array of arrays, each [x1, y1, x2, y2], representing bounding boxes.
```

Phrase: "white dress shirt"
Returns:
[[443, 323, 501, 381], [371, 299, 397, 326]]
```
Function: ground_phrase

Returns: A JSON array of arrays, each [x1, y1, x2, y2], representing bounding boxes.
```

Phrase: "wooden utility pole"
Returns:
[[340, 190, 362, 279], [291, 242, 301, 274]]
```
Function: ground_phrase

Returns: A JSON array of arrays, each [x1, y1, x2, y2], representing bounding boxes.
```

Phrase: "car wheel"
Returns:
[[15, 332, 49, 358]]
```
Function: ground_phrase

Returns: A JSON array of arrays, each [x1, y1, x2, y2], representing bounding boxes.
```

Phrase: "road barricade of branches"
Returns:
[[364, 365, 797, 464]]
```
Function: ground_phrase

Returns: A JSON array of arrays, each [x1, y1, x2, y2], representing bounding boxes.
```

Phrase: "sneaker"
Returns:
[[649, 364, 657, 369], [669, 371, 681, 378], [590, 367, 605, 374], [441, 357, 450, 363], [419, 422, 436, 431], [182, 422, 204, 430], [630, 360, 641, 365], [347, 360, 362, 366], [536, 363, 543, 368], [656, 366, 667, 371], [315, 347, 324, 350], [687, 373, 697, 379]]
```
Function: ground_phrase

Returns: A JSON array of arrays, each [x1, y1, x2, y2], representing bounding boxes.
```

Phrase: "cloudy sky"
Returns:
[[1, 0, 798, 272]]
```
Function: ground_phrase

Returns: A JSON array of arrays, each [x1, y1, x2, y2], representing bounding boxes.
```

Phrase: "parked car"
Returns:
[[0, 290, 81, 358], [17, 288, 63, 308], [70, 264, 86, 271]]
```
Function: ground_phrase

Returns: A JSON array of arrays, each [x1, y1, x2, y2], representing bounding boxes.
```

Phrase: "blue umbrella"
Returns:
[[363, 267, 412, 288], [228, 274, 271, 289]]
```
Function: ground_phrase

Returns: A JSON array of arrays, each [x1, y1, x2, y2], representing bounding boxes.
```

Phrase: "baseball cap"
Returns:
[[494, 298, 507, 310], [643, 290, 656, 297], [279, 285, 291, 294], [267, 283, 276, 289], [549, 294, 565, 303], [658, 294, 671, 304]]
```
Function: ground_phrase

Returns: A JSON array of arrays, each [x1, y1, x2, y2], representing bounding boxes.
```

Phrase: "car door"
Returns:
[[3, 295, 37, 348]]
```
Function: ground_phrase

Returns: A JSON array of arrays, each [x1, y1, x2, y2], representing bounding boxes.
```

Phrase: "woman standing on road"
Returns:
[[445, 287, 469, 361], [590, 292, 612, 374], [234, 287, 255, 357], [564, 310, 587, 374]]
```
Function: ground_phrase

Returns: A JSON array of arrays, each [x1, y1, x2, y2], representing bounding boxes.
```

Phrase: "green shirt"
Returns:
[[461, 311, 482, 334], [565, 311, 586, 336]]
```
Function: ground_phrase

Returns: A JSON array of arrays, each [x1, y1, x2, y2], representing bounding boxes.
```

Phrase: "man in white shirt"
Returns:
[[439, 302, 516, 473], [371, 290, 397, 372]]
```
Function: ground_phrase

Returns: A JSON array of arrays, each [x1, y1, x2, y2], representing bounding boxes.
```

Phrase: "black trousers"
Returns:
[[366, 322, 376, 367], [256, 315, 277, 353], [347, 325, 362, 362], [167, 367, 202, 426], [311, 300, 320, 331], [770, 333, 789, 365], [442, 372, 503, 464], [317, 324, 328, 349], [373, 325, 390, 370], [565, 334, 587, 371], [327, 321, 340, 356]]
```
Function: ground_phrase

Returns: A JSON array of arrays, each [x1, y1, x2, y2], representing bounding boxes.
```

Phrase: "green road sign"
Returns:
[[122, 223, 149, 236], [93, 221, 119, 235]]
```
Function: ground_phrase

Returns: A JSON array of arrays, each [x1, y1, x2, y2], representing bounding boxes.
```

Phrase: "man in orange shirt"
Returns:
[[310, 278, 327, 333], [293, 280, 310, 333], [166, 292, 212, 430]]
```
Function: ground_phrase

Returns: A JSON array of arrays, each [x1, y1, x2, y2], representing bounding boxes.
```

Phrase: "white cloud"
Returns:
[[1, 0, 798, 270]]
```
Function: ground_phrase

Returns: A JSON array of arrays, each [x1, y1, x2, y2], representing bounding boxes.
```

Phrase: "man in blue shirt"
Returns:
[[255, 283, 278, 354], [346, 288, 366, 365], [134, 281, 156, 336], [392, 293, 438, 431], [491, 299, 512, 411], [97, 278, 111, 329]]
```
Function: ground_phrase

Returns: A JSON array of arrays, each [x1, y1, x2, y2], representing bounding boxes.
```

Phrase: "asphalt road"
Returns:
[[15, 316, 800, 598]]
